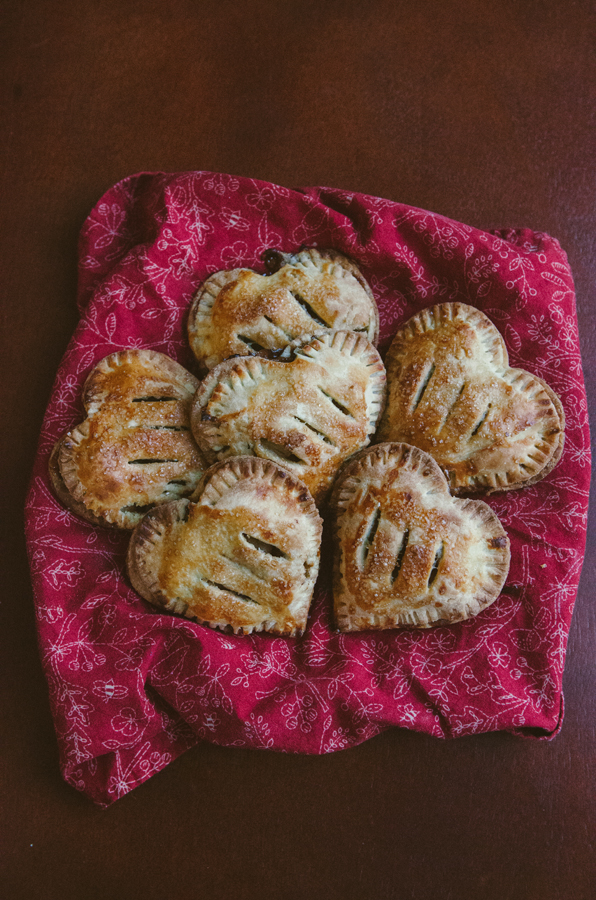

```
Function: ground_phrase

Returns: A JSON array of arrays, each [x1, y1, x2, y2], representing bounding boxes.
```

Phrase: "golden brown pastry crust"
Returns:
[[127, 457, 322, 636], [376, 303, 565, 493], [51, 350, 206, 528], [331, 443, 511, 631], [187, 248, 379, 372], [48, 438, 110, 527], [190, 331, 386, 504]]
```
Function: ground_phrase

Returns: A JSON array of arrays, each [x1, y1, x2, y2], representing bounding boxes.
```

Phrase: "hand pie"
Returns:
[[376, 303, 564, 493], [51, 350, 206, 529], [190, 331, 386, 504], [330, 443, 510, 631], [187, 247, 379, 372], [127, 457, 322, 636]]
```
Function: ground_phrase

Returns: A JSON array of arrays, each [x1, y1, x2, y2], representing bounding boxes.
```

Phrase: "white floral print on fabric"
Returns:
[[25, 172, 591, 806]]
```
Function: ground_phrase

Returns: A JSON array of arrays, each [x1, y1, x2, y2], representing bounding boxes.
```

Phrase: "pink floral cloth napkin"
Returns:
[[25, 172, 591, 806]]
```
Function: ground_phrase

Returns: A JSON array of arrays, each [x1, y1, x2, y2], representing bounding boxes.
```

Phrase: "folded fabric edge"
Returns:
[[62, 742, 196, 808], [510, 694, 565, 741], [79, 170, 572, 274], [64, 694, 565, 806], [29, 169, 583, 807]]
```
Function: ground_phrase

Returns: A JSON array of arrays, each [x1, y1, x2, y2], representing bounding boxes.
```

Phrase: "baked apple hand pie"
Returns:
[[330, 443, 510, 631], [187, 247, 379, 373], [190, 330, 386, 504], [127, 457, 322, 636], [376, 302, 564, 493], [50, 350, 206, 529]]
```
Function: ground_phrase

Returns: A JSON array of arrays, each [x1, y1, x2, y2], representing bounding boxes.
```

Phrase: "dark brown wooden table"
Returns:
[[2, 2, 594, 898]]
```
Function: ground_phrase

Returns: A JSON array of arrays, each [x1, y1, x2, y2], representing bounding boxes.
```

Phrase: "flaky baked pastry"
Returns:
[[187, 248, 379, 372], [127, 457, 322, 636], [376, 302, 564, 493], [331, 443, 510, 631], [50, 350, 206, 528], [190, 330, 386, 504]]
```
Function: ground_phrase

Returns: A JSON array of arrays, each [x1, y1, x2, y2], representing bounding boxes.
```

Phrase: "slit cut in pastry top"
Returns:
[[376, 302, 564, 494], [132, 396, 179, 402], [127, 457, 323, 637], [242, 533, 289, 559], [289, 290, 330, 328], [391, 529, 410, 583], [191, 331, 386, 504], [186, 248, 379, 372], [52, 350, 206, 529], [331, 442, 510, 631]]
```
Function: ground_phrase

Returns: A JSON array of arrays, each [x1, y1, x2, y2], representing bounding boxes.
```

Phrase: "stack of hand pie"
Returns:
[[51, 249, 565, 636]]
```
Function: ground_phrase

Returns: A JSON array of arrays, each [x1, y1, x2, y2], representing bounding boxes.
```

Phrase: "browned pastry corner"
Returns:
[[50, 350, 207, 529], [330, 443, 511, 631], [187, 247, 379, 373], [376, 302, 565, 493], [190, 330, 386, 504], [127, 456, 323, 636]]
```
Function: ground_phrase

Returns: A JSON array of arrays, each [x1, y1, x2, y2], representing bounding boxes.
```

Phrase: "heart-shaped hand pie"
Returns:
[[190, 331, 386, 504], [376, 303, 564, 493], [187, 247, 379, 373], [127, 457, 323, 636], [50, 350, 206, 528], [330, 443, 510, 631]]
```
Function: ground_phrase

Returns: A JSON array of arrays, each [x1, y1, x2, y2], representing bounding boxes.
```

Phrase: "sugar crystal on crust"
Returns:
[[330, 443, 510, 631], [376, 303, 564, 493]]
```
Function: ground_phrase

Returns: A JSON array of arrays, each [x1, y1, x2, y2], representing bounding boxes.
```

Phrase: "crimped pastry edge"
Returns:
[[127, 456, 323, 637], [189, 330, 387, 504], [482, 373, 565, 493], [52, 349, 205, 529], [377, 302, 565, 494], [330, 442, 511, 632], [186, 247, 379, 373], [48, 438, 113, 528]]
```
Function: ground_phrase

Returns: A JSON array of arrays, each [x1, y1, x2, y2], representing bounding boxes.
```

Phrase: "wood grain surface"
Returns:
[[2, 2, 594, 898]]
